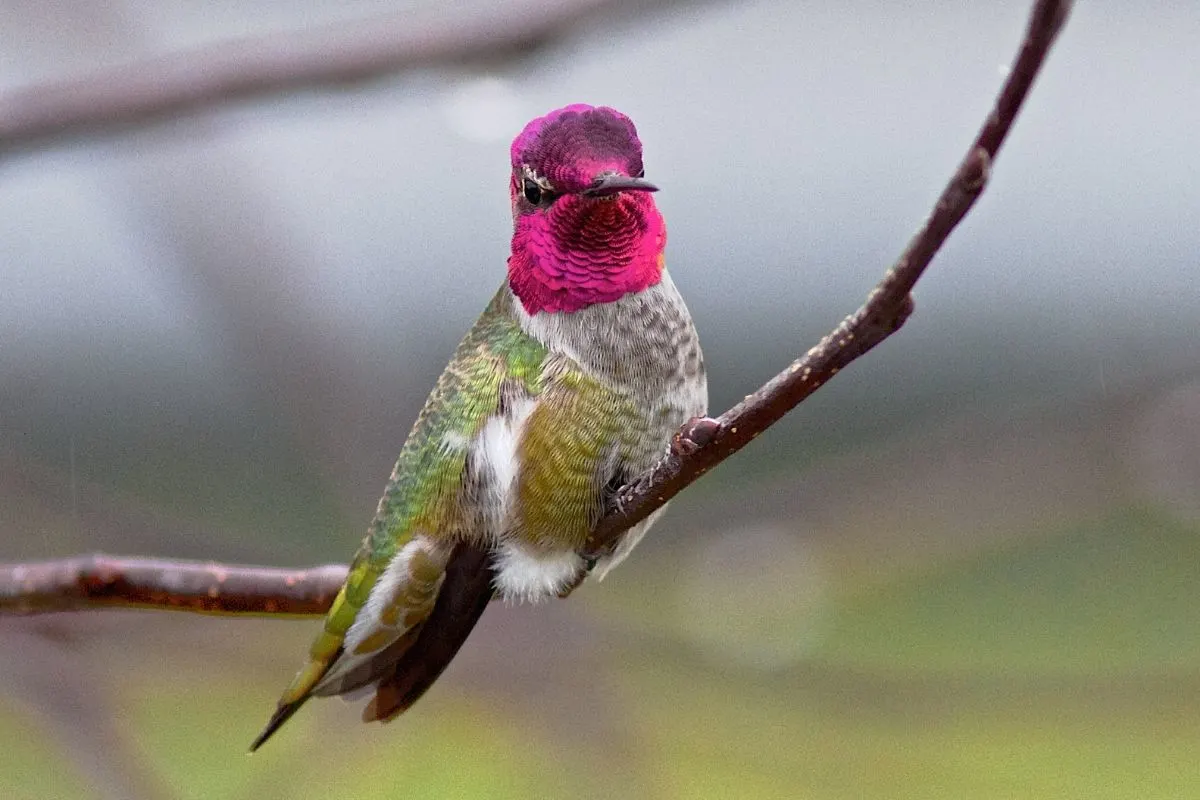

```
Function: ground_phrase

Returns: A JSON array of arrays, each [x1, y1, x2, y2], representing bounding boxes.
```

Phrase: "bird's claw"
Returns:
[[671, 416, 720, 456]]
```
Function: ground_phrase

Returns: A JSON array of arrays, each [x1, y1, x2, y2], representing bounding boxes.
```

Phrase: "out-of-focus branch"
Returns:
[[0, 555, 346, 615], [0, 0, 1072, 616], [0, 0, 672, 154]]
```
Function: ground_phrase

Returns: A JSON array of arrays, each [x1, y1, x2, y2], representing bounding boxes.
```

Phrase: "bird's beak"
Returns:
[[582, 174, 659, 197]]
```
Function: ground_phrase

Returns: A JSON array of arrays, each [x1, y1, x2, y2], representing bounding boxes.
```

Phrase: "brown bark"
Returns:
[[0, 555, 346, 616]]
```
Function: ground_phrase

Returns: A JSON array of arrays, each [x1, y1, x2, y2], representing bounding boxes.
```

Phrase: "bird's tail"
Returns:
[[248, 542, 495, 750], [364, 542, 495, 722]]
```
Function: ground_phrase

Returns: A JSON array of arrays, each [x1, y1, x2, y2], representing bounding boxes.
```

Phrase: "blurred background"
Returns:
[[2, 0, 1199, 797]]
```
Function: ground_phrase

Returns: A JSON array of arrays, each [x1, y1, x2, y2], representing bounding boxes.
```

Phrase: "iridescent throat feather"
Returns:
[[507, 104, 665, 314]]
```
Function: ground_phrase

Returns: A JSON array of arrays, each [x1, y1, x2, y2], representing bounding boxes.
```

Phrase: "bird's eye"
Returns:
[[525, 178, 544, 205], [522, 177, 557, 206], [636, 167, 646, 178], [522, 178, 542, 205]]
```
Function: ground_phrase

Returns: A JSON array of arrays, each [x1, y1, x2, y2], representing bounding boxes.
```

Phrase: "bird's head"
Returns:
[[507, 104, 666, 315]]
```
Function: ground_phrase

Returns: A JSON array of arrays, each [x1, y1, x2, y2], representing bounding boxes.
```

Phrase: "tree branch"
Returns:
[[0, 0, 676, 155], [0, 0, 1072, 616], [0, 555, 346, 616]]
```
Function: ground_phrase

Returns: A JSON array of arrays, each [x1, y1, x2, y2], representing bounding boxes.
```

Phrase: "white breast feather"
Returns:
[[476, 396, 536, 531], [493, 542, 585, 603], [473, 395, 589, 602]]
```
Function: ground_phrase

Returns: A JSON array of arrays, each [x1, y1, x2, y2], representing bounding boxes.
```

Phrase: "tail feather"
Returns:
[[364, 541, 495, 722]]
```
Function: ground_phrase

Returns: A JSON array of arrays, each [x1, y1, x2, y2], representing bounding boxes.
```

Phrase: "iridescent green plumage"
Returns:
[[366, 286, 546, 555]]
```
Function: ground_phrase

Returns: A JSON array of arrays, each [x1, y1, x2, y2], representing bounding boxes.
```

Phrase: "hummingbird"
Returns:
[[250, 104, 707, 750]]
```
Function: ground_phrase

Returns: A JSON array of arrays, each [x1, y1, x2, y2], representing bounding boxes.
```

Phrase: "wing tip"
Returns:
[[251, 542, 495, 748], [247, 699, 306, 753]]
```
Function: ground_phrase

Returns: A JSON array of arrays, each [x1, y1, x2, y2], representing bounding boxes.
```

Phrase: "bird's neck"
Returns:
[[507, 197, 666, 315]]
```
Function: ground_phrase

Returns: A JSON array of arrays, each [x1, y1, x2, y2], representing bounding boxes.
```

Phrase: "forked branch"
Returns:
[[0, 0, 1073, 616]]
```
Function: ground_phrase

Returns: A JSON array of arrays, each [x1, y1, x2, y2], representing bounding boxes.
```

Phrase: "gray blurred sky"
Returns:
[[0, 0, 1197, 473]]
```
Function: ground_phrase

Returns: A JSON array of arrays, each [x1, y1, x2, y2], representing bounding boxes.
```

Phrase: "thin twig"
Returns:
[[0, 0, 1072, 616], [586, 0, 1072, 552], [0, 0, 672, 155]]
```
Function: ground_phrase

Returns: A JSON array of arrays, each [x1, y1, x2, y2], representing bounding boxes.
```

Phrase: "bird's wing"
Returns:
[[360, 353, 639, 721], [251, 286, 546, 750]]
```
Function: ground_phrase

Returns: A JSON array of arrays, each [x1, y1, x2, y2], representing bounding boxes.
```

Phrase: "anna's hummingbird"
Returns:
[[250, 104, 707, 750]]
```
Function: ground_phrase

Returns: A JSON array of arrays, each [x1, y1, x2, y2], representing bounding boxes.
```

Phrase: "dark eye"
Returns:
[[636, 167, 646, 178], [522, 177, 558, 206], [523, 178, 543, 205]]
